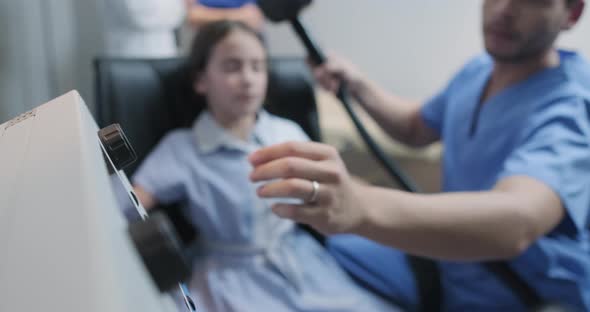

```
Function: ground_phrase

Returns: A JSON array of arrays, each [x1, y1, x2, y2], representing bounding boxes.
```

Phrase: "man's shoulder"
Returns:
[[560, 50, 590, 97], [464, 53, 493, 69], [456, 53, 493, 78], [527, 51, 590, 107], [444, 53, 493, 89]]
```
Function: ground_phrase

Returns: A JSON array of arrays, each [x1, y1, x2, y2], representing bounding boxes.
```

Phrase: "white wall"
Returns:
[[2, 0, 590, 123], [0, 0, 105, 122], [264, 0, 590, 100], [0, 0, 51, 120]]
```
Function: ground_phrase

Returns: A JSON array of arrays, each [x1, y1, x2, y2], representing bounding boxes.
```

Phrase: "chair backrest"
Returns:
[[94, 57, 320, 175]]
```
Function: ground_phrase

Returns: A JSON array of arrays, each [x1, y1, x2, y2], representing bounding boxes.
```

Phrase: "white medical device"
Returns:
[[0, 91, 191, 311]]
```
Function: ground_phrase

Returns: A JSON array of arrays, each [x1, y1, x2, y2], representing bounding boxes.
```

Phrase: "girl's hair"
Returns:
[[567, 0, 582, 6], [188, 20, 266, 86], [174, 20, 266, 126]]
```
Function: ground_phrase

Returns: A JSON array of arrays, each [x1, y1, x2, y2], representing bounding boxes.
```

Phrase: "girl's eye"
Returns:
[[251, 60, 267, 72], [524, 0, 552, 8], [222, 59, 242, 72]]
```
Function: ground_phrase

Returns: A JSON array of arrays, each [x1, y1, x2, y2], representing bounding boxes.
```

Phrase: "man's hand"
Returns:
[[249, 141, 368, 235], [310, 53, 366, 95], [309, 53, 438, 147], [133, 185, 157, 211]]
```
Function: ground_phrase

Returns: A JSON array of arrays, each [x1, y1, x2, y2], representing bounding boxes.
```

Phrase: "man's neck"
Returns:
[[482, 48, 560, 103]]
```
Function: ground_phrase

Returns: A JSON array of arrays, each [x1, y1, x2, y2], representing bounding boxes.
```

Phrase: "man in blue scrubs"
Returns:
[[249, 0, 590, 310]]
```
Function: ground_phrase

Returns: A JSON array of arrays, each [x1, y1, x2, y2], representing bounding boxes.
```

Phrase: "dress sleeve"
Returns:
[[132, 132, 189, 205]]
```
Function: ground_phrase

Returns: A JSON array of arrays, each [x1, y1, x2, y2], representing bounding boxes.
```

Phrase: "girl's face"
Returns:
[[195, 29, 268, 121]]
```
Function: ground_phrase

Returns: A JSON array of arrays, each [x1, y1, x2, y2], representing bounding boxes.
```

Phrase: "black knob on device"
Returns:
[[98, 123, 137, 171], [128, 212, 191, 293]]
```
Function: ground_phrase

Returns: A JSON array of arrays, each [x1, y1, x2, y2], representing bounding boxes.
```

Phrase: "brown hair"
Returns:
[[188, 20, 266, 86], [174, 20, 267, 127], [567, 0, 582, 6]]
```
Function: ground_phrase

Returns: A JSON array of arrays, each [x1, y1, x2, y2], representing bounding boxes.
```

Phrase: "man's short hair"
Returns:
[[568, 0, 582, 6]]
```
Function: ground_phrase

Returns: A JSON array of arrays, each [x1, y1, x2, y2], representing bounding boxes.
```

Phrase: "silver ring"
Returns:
[[307, 180, 320, 204]]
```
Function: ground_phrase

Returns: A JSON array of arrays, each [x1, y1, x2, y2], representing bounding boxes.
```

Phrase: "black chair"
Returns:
[[94, 56, 321, 244], [94, 56, 440, 311], [95, 57, 321, 175]]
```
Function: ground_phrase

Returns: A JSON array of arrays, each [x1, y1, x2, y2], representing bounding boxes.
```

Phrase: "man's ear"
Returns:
[[564, 1, 585, 30]]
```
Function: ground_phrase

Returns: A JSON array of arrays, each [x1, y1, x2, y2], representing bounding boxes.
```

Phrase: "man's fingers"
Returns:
[[271, 203, 321, 225], [257, 178, 328, 202], [313, 63, 343, 91], [250, 156, 340, 183], [249, 141, 338, 166]]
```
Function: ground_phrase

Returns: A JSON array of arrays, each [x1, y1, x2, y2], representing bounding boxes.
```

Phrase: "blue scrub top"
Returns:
[[197, 0, 255, 9], [420, 50, 590, 311]]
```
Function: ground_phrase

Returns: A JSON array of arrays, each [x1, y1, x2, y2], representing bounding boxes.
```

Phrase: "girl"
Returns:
[[132, 20, 399, 312]]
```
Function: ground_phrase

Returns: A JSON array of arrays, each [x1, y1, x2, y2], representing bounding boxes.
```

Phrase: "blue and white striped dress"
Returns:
[[131, 110, 400, 312]]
